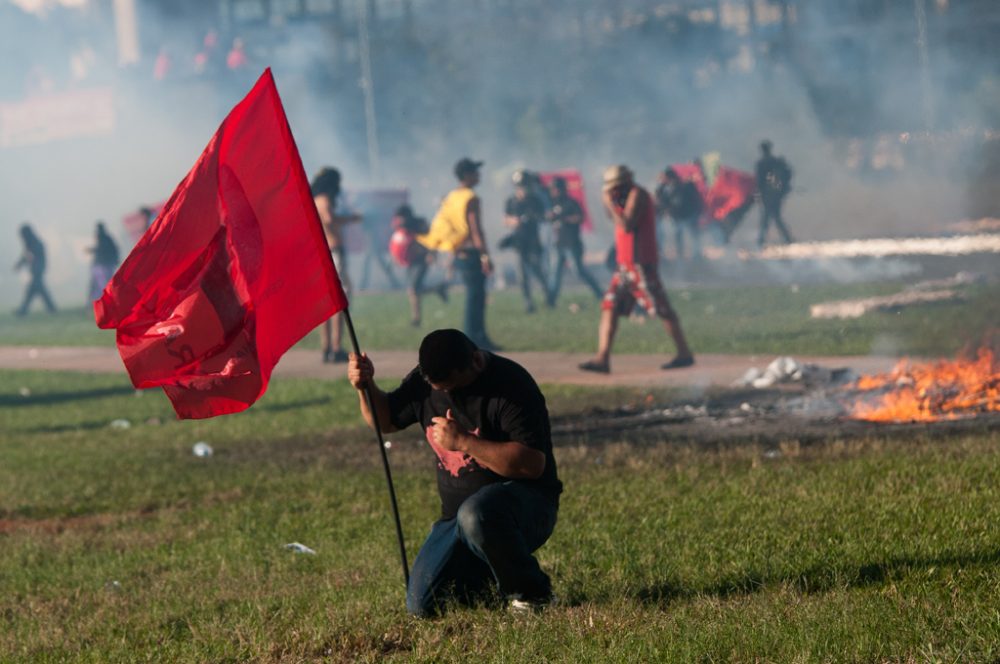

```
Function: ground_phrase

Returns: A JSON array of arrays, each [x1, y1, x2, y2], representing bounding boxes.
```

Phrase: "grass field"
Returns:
[[2, 280, 998, 357], [3, 369, 1000, 662]]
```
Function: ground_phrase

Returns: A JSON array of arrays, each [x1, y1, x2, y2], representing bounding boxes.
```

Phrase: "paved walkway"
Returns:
[[0, 345, 901, 388]]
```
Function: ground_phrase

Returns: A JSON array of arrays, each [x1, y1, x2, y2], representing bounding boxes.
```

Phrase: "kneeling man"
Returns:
[[347, 329, 561, 616]]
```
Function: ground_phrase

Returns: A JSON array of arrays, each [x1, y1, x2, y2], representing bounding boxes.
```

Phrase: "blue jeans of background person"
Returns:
[[516, 247, 552, 311], [455, 248, 489, 347], [672, 216, 702, 260], [552, 241, 603, 301], [406, 481, 559, 617]]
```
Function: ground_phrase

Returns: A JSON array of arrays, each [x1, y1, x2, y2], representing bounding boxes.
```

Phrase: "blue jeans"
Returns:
[[455, 249, 489, 346], [672, 215, 702, 260], [406, 482, 559, 617], [552, 242, 603, 300]]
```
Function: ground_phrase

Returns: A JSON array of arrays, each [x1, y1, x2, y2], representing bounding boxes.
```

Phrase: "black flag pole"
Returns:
[[342, 307, 410, 587]]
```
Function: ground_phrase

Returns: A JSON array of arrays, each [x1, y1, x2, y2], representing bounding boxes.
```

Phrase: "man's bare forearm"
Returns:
[[455, 434, 545, 479], [355, 382, 398, 433]]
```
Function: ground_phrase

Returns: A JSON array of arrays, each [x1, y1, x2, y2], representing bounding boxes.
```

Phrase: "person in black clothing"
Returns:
[[547, 177, 603, 302], [87, 221, 120, 301], [14, 223, 56, 316], [656, 168, 705, 261], [347, 329, 561, 616], [755, 140, 794, 247], [502, 171, 553, 313]]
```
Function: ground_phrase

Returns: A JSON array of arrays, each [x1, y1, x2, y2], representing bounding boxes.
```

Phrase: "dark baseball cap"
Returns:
[[454, 157, 483, 178]]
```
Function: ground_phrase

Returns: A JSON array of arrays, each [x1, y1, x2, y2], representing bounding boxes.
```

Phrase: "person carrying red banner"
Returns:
[[348, 328, 561, 616], [94, 69, 347, 419], [579, 165, 694, 374]]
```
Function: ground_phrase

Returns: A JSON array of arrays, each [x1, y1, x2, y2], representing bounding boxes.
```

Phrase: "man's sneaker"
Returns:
[[331, 349, 349, 364], [509, 594, 556, 615]]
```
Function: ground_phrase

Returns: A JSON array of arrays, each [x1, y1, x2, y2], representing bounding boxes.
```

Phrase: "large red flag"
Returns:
[[670, 162, 756, 226], [95, 68, 347, 419]]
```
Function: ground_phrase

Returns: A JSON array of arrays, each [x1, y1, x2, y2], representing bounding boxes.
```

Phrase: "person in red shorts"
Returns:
[[579, 165, 694, 374]]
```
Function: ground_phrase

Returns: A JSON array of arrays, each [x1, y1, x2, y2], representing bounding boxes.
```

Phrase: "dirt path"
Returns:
[[0, 345, 900, 388]]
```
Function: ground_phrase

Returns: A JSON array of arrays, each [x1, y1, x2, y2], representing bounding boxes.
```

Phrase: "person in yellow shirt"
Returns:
[[419, 158, 500, 351]]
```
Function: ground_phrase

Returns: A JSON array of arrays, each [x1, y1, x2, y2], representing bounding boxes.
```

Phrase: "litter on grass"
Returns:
[[191, 442, 213, 457], [285, 542, 317, 555], [735, 356, 857, 389]]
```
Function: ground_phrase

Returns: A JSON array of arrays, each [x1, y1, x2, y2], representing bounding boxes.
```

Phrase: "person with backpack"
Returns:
[[389, 204, 448, 327], [754, 140, 794, 248]]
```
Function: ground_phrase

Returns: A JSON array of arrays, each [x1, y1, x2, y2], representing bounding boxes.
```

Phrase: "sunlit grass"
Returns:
[[3, 370, 1000, 661], [1, 280, 997, 358]]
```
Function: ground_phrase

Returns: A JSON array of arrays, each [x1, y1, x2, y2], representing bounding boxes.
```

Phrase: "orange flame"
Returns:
[[850, 349, 1000, 423]]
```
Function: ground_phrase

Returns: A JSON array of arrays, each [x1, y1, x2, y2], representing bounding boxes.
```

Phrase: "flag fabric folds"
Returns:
[[95, 68, 346, 419]]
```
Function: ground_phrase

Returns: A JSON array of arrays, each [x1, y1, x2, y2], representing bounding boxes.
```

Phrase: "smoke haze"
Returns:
[[1, 0, 998, 309]]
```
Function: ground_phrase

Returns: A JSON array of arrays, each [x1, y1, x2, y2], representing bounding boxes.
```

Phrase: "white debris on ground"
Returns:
[[735, 356, 857, 389], [191, 441, 213, 457], [754, 234, 1000, 260], [109, 418, 132, 430], [810, 271, 983, 319], [284, 542, 317, 555]]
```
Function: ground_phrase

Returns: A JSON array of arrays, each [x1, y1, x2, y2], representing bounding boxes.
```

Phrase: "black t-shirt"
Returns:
[[504, 193, 545, 252], [550, 194, 584, 247], [657, 181, 703, 220], [386, 353, 562, 519]]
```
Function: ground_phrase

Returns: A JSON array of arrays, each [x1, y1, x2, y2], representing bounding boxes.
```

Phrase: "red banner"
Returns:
[[95, 69, 347, 419]]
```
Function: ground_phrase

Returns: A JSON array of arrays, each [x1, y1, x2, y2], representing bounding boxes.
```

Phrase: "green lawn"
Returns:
[[2, 280, 998, 358], [3, 370, 1000, 662]]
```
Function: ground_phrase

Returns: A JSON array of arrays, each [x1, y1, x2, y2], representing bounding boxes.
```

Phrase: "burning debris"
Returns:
[[809, 272, 982, 319], [849, 349, 1000, 423], [549, 350, 999, 447]]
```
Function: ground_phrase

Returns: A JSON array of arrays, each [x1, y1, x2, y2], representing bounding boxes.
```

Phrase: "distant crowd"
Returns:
[[14, 139, 794, 374]]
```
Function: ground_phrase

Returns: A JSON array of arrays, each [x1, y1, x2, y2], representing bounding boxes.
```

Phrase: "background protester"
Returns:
[[547, 176, 603, 302], [13, 223, 56, 316], [87, 221, 119, 301], [388, 204, 448, 327], [755, 140, 795, 247], [656, 168, 705, 262], [419, 158, 500, 351], [579, 165, 694, 374], [312, 167, 361, 364], [502, 170, 553, 313]]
